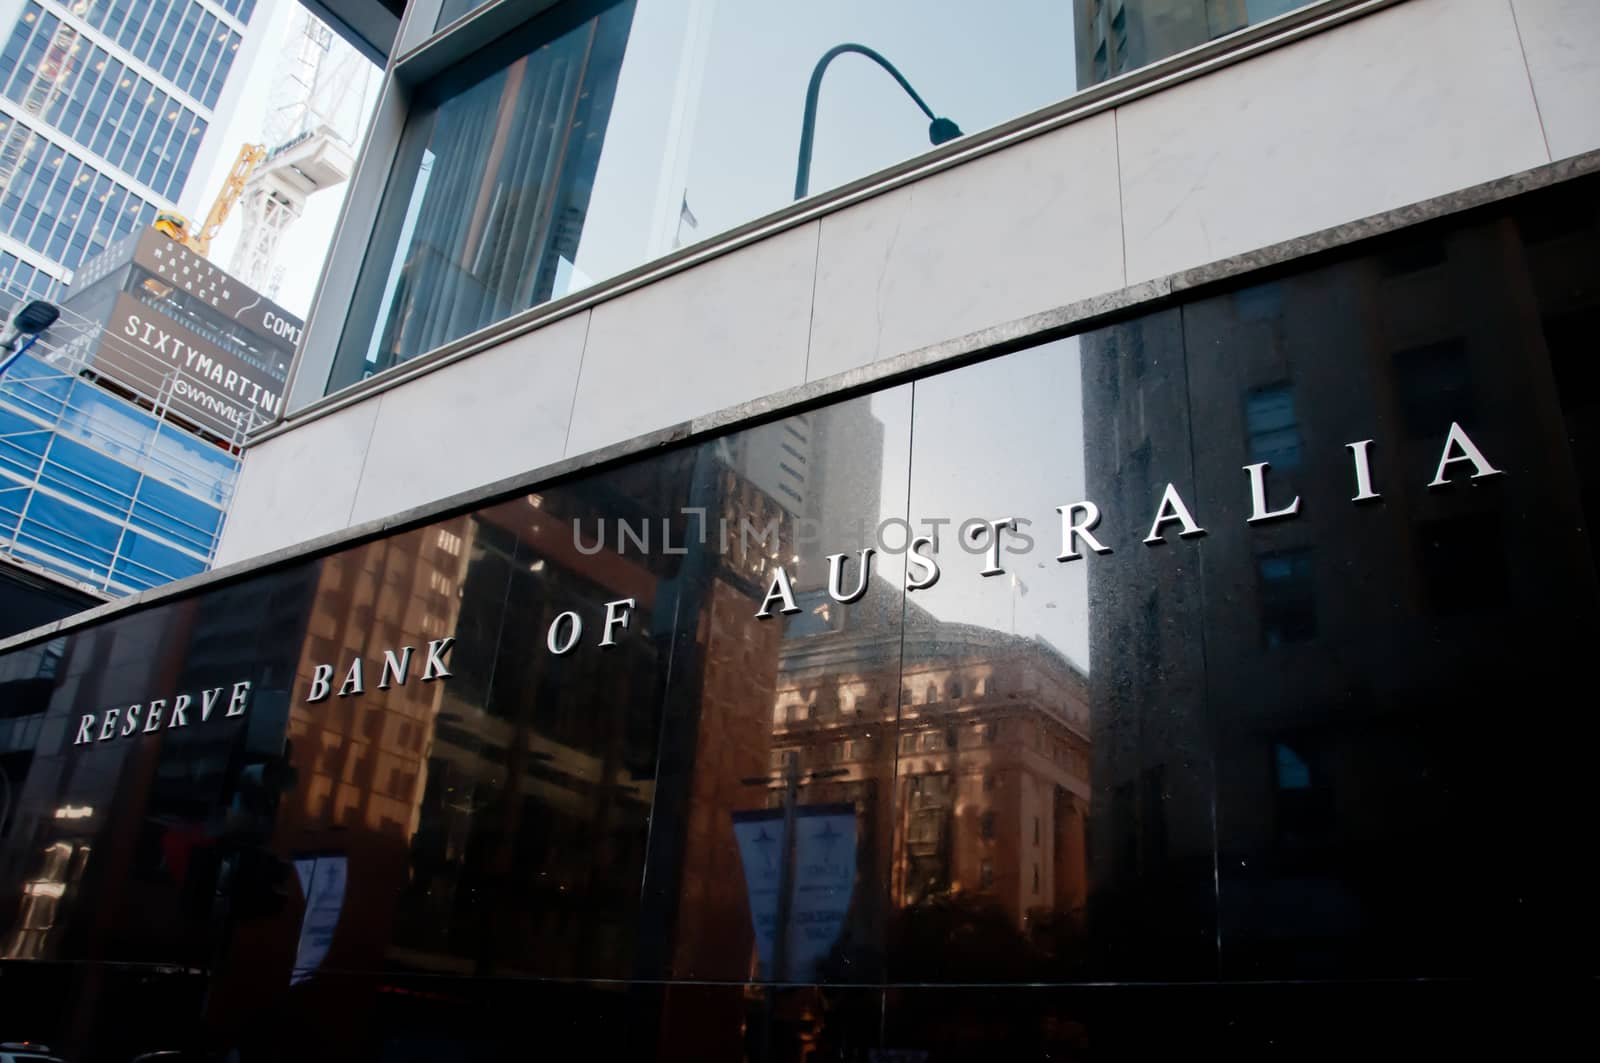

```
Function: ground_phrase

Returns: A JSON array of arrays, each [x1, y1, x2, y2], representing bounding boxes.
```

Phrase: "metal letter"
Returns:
[[168, 694, 190, 728], [1056, 501, 1112, 561], [756, 565, 802, 619], [144, 699, 165, 733], [226, 681, 251, 718], [99, 709, 121, 741], [121, 704, 142, 737], [1144, 484, 1206, 544], [973, 518, 1015, 576], [421, 638, 456, 680], [907, 536, 941, 591], [1346, 439, 1380, 502], [201, 687, 224, 721], [378, 647, 414, 689], [1244, 463, 1301, 524], [307, 663, 333, 702], [600, 598, 637, 648], [826, 549, 875, 604], [1428, 422, 1504, 488], [547, 612, 582, 655], [74, 714, 95, 745], [336, 659, 364, 698]]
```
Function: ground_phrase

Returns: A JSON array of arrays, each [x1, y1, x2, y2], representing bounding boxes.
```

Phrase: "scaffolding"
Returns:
[[0, 284, 267, 598]]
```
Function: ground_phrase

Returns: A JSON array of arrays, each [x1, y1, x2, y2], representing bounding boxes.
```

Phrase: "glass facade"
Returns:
[[0, 111, 162, 273], [332, 0, 1325, 390], [3, 178, 1596, 1058], [0, 0, 243, 115], [0, 247, 64, 302], [0, 0, 250, 295]]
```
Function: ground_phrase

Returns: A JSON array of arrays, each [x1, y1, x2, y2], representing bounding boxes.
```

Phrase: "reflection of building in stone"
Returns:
[[403, 486, 668, 979], [771, 592, 1091, 933], [711, 400, 884, 589], [1077, 211, 1600, 969], [1077, 311, 1216, 956]]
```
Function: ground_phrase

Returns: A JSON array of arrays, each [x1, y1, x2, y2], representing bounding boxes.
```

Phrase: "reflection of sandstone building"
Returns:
[[772, 593, 1091, 933]]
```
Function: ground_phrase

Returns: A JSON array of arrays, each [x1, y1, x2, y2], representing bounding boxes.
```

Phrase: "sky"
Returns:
[[194, 0, 382, 319]]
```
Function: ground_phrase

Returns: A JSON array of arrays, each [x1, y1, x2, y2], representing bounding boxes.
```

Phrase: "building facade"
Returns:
[[0, 0, 273, 302], [0, 227, 299, 626], [1, 0, 1598, 1059]]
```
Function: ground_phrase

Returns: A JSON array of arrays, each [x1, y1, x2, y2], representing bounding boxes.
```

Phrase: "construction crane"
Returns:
[[153, 143, 267, 256], [230, 9, 371, 294]]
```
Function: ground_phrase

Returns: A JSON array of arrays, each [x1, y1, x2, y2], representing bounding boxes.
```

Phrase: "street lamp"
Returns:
[[794, 43, 962, 200], [0, 299, 60, 381]]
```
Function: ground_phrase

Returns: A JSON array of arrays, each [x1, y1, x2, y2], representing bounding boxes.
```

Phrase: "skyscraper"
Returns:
[[0, 0, 273, 303]]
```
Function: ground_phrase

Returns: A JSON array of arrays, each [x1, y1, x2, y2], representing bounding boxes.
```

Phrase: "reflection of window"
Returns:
[[1033, 863, 1040, 894], [899, 733, 916, 754], [902, 686, 913, 706], [1273, 739, 1334, 844], [925, 683, 939, 704], [948, 679, 962, 700], [1394, 339, 1475, 440], [1254, 547, 1318, 646], [974, 676, 987, 696], [1033, 817, 1040, 846], [980, 811, 996, 840], [980, 859, 994, 889], [1258, 549, 1318, 647], [983, 774, 995, 793], [1246, 383, 1301, 469], [909, 809, 943, 846]]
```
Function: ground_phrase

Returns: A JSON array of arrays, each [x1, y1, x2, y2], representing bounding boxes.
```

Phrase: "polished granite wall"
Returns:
[[1, 177, 1596, 1061]]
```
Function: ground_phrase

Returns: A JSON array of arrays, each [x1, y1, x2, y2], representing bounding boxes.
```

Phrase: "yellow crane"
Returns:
[[153, 142, 268, 257]]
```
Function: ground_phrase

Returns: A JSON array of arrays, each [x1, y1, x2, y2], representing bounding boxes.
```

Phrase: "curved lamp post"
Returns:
[[0, 299, 60, 381], [795, 43, 962, 200]]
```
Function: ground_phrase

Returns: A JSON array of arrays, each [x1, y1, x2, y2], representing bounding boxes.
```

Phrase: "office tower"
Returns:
[[0, 0, 273, 303]]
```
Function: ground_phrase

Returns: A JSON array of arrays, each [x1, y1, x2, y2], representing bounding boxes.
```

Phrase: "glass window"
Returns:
[[333, 0, 1325, 392]]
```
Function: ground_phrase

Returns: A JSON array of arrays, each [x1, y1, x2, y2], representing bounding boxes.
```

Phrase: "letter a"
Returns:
[[756, 565, 801, 619], [1428, 422, 1504, 488], [1144, 484, 1206, 544]]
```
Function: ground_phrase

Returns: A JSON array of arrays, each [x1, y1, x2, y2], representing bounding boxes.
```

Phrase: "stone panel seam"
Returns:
[[1505, 0, 1554, 163], [345, 393, 387, 527], [802, 219, 822, 383], [1112, 109, 1130, 289], [562, 308, 594, 459]]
